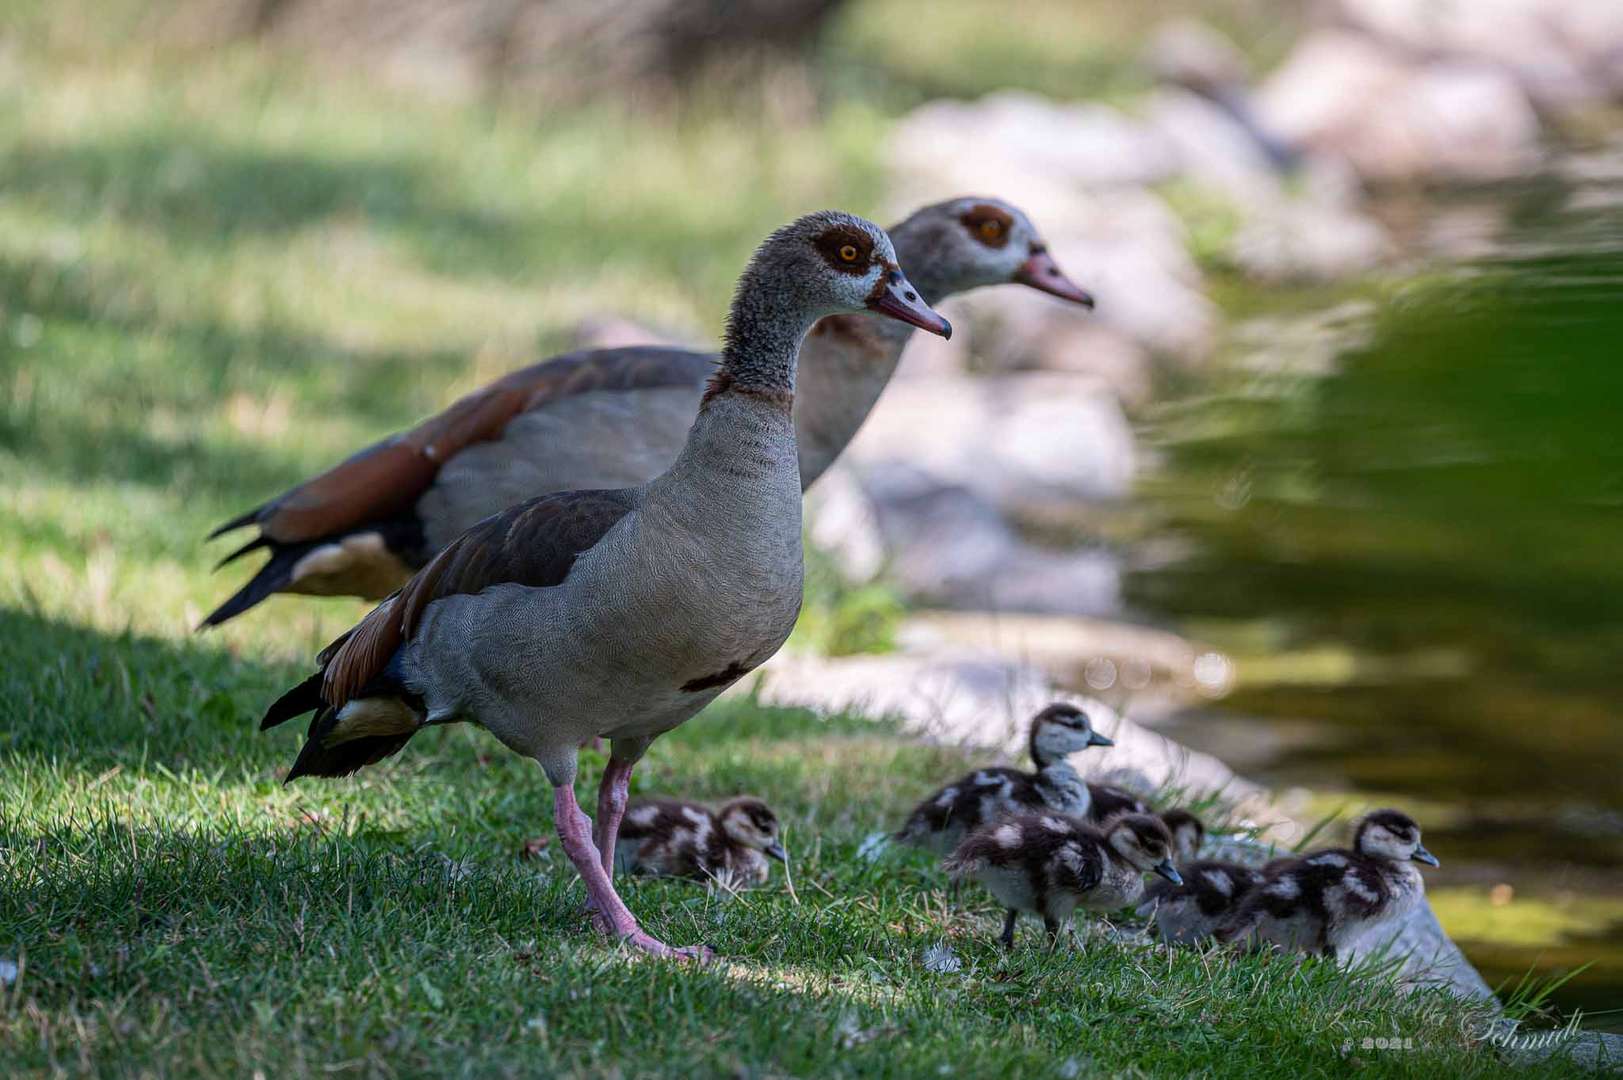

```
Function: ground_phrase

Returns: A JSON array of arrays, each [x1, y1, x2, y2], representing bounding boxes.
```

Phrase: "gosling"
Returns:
[[1160, 807, 1206, 863], [945, 812, 1182, 948], [614, 797, 787, 890], [1215, 809, 1438, 959], [893, 701, 1115, 854]]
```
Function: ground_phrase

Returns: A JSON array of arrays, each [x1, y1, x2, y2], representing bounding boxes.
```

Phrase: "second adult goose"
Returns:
[[203, 197, 1091, 626], [260, 211, 951, 959]]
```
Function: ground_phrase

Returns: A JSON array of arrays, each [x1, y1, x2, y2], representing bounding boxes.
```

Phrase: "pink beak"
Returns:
[[1014, 248, 1094, 308], [867, 266, 952, 338]]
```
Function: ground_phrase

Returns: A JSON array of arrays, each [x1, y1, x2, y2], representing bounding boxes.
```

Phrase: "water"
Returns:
[[1125, 151, 1623, 1027]]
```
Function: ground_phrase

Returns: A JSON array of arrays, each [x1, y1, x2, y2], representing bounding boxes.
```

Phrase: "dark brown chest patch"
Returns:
[[681, 660, 753, 693], [700, 369, 795, 410]]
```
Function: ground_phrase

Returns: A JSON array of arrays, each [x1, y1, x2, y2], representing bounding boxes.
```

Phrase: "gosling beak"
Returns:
[[765, 841, 789, 863], [1013, 248, 1094, 308], [1153, 859, 1183, 885], [1412, 845, 1439, 867], [867, 265, 952, 338], [1088, 731, 1114, 748]]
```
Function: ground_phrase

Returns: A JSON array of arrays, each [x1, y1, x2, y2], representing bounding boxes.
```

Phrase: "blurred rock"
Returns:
[[889, 98, 1216, 362], [805, 466, 887, 583], [1230, 199, 1392, 282], [1257, 31, 1543, 184], [890, 92, 1178, 199], [891, 304, 972, 379], [843, 373, 1136, 510], [1029, 323, 1154, 409], [809, 463, 1122, 617], [861, 466, 1122, 617], [1145, 88, 1284, 205], [1147, 19, 1255, 101], [1334, 0, 1623, 111]]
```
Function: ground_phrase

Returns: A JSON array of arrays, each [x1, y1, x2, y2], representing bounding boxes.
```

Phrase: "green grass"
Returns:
[[0, 610, 1556, 1078], [0, 17, 1593, 1080]]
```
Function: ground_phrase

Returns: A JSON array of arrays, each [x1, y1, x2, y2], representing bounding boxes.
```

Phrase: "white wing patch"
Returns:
[[1267, 877, 1300, 900]]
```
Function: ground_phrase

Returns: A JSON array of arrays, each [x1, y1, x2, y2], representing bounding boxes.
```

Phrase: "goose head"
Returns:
[[719, 796, 788, 863], [1354, 809, 1438, 867], [1160, 808, 1206, 863], [1106, 813, 1182, 884], [1027, 700, 1114, 767], [732, 211, 952, 341], [891, 196, 1094, 307]]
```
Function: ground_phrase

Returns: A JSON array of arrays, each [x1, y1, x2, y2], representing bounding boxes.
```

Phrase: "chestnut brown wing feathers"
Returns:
[[319, 488, 639, 709], [216, 347, 711, 547]]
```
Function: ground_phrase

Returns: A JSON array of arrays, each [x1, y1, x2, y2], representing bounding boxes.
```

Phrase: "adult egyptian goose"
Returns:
[[203, 197, 1090, 626], [893, 701, 1114, 854], [1214, 809, 1438, 959], [261, 211, 951, 959], [945, 812, 1181, 948], [614, 796, 786, 888]]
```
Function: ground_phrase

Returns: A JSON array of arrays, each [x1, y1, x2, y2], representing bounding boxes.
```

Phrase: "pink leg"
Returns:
[[553, 784, 711, 961], [594, 756, 635, 877]]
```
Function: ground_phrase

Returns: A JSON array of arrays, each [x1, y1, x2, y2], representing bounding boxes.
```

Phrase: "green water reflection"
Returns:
[[1129, 188, 1623, 1026]]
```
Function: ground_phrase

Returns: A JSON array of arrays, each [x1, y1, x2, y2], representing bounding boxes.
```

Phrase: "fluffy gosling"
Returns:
[[1215, 809, 1438, 959], [614, 797, 787, 890], [945, 812, 1181, 948], [893, 701, 1114, 854]]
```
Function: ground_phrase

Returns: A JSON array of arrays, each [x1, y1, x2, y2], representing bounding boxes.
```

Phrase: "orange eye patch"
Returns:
[[815, 225, 875, 275], [960, 204, 1014, 249]]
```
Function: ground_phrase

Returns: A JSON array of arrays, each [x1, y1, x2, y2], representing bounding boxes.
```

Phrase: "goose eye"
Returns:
[[838, 243, 859, 262]]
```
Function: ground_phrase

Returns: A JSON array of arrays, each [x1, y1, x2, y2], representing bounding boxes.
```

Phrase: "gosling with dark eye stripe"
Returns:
[[892, 701, 1116, 855], [1215, 809, 1439, 960], [945, 812, 1181, 949]]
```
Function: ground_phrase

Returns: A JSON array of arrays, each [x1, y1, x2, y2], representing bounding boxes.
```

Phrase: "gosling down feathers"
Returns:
[[261, 211, 951, 959], [614, 797, 787, 888], [1140, 859, 1266, 945], [893, 701, 1115, 854], [203, 197, 1091, 627], [1215, 809, 1439, 959], [945, 812, 1181, 948]]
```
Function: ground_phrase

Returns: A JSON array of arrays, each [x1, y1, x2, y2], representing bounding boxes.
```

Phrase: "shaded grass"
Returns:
[[0, 611, 1558, 1078]]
